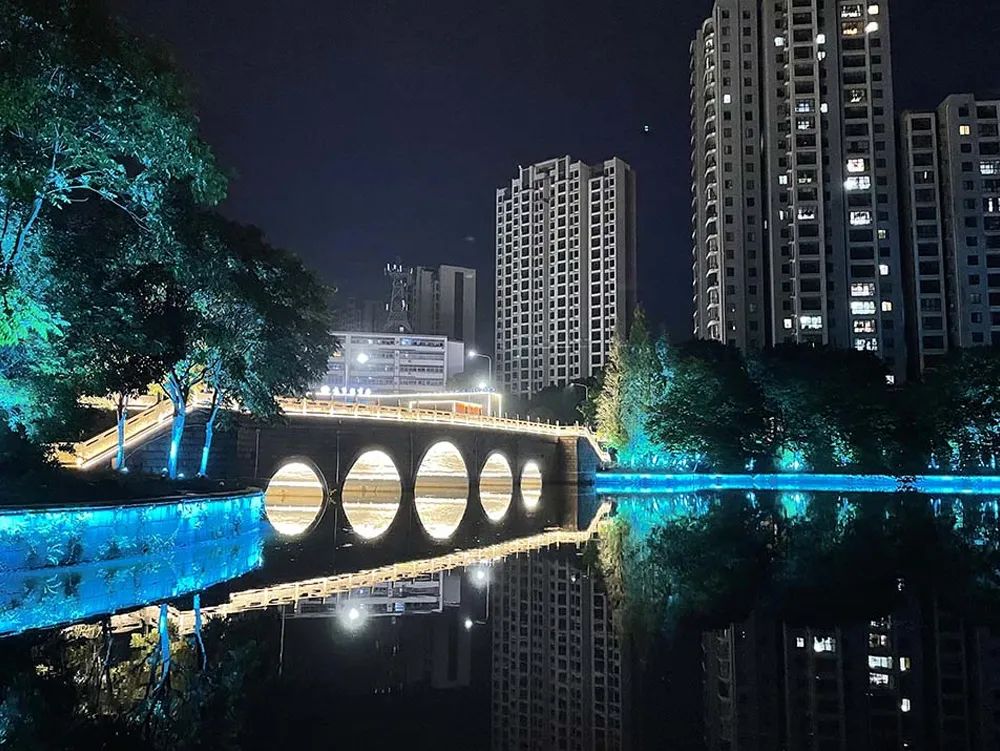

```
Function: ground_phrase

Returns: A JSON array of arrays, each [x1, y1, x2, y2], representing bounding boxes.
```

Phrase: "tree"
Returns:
[[0, 0, 224, 436], [647, 340, 770, 471], [595, 334, 626, 448], [44, 203, 188, 469], [617, 308, 666, 464], [162, 215, 335, 478], [748, 345, 895, 472]]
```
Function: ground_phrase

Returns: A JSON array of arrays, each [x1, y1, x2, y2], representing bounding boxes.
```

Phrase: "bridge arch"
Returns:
[[263, 457, 329, 536], [413, 440, 469, 540], [341, 448, 402, 540], [479, 452, 513, 522], [520, 460, 543, 512]]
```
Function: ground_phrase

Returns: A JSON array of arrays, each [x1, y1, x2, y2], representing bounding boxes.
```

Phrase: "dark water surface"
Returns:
[[4, 488, 1000, 750]]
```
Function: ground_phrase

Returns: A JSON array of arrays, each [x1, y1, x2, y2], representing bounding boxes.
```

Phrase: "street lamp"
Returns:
[[568, 382, 590, 401], [467, 349, 494, 416]]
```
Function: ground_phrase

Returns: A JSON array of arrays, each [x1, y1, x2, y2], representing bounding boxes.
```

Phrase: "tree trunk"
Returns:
[[198, 389, 223, 477], [114, 394, 128, 471], [164, 373, 187, 480]]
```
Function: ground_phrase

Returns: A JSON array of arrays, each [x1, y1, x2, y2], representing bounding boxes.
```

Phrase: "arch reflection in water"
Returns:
[[521, 461, 543, 511], [264, 461, 326, 536], [342, 450, 402, 539], [480, 452, 513, 522], [414, 442, 469, 539]]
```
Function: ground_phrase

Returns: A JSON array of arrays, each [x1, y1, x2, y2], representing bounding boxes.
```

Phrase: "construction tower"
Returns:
[[383, 262, 412, 333]]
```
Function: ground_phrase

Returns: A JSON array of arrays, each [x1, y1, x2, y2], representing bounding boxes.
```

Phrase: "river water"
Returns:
[[2, 487, 1000, 750]]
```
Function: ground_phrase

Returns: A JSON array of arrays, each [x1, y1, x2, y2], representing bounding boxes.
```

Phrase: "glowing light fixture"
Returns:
[[355, 352, 370, 364]]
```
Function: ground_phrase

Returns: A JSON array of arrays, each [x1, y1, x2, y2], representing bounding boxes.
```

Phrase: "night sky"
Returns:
[[114, 0, 1000, 350]]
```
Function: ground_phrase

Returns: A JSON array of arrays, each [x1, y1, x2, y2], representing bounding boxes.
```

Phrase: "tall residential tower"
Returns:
[[495, 156, 637, 397], [900, 95, 1000, 373], [691, 0, 905, 379]]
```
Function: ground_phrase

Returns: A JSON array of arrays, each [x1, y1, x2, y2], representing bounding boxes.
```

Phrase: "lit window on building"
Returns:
[[841, 3, 864, 18], [869, 654, 893, 669], [816, 33, 826, 45], [985, 197, 1000, 213], [842, 21, 864, 36], [855, 337, 878, 352], [797, 118, 815, 131], [723, 93, 732, 104], [796, 637, 806, 648], [851, 301, 877, 315], [779, 174, 789, 186], [774, 36, 785, 47], [960, 124, 972, 136], [845, 176, 872, 191], [865, 21, 879, 33], [820, 102, 829, 113], [783, 318, 794, 330], [900, 657, 911, 672], [850, 210, 873, 226], [868, 3, 880, 14], [851, 283, 875, 297], [813, 636, 836, 653], [798, 207, 817, 220], [901, 698, 911, 712], [847, 158, 868, 174], [881, 300, 893, 312], [869, 633, 889, 648], [800, 315, 823, 329], [870, 672, 890, 687], [854, 319, 876, 334], [796, 99, 815, 114], [878, 228, 888, 239], [849, 89, 867, 104], [980, 160, 1000, 176]]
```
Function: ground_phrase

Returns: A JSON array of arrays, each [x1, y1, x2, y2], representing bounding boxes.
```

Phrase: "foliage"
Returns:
[[748, 345, 895, 472], [647, 340, 770, 472]]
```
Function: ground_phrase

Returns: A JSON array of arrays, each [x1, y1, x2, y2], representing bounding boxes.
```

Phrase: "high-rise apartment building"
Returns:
[[900, 96, 1000, 373], [495, 156, 637, 397], [410, 264, 477, 345], [691, 0, 905, 379]]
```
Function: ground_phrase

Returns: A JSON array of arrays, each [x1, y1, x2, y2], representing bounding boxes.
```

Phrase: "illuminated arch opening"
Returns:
[[414, 442, 469, 539], [342, 450, 402, 539], [264, 461, 326, 536], [480, 453, 513, 522], [521, 461, 543, 511]]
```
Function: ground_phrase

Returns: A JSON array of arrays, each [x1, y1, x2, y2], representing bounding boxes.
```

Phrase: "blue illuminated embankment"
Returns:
[[0, 491, 266, 635], [595, 473, 1000, 496], [0, 492, 265, 572]]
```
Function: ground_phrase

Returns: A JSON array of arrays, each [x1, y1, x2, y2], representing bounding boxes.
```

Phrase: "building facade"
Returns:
[[691, 0, 905, 380], [900, 96, 1000, 373], [495, 156, 637, 397], [410, 264, 477, 345], [315, 331, 465, 395]]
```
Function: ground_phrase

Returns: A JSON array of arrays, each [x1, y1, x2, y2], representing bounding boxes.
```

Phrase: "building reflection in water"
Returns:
[[490, 548, 628, 751], [703, 601, 1000, 751]]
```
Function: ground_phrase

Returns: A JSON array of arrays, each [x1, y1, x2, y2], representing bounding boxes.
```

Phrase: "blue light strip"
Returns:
[[595, 473, 1000, 496]]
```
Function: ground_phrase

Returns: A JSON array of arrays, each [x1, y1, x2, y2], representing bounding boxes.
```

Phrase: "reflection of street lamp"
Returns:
[[355, 352, 370, 364], [477, 380, 488, 391]]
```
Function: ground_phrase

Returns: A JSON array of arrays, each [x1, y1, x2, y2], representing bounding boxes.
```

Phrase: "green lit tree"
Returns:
[[0, 0, 224, 436], [647, 340, 770, 471], [595, 334, 626, 449], [163, 215, 335, 478]]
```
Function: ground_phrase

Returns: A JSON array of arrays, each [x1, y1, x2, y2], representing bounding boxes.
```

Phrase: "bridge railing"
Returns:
[[275, 397, 612, 464], [59, 394, 611, 470]]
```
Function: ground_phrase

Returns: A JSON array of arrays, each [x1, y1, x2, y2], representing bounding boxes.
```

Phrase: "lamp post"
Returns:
[[467, 350, 494, 416], [568, 382, 590, 401]]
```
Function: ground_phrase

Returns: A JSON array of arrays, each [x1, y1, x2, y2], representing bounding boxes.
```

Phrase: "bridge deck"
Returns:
[[59, 396, 611, 470]]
